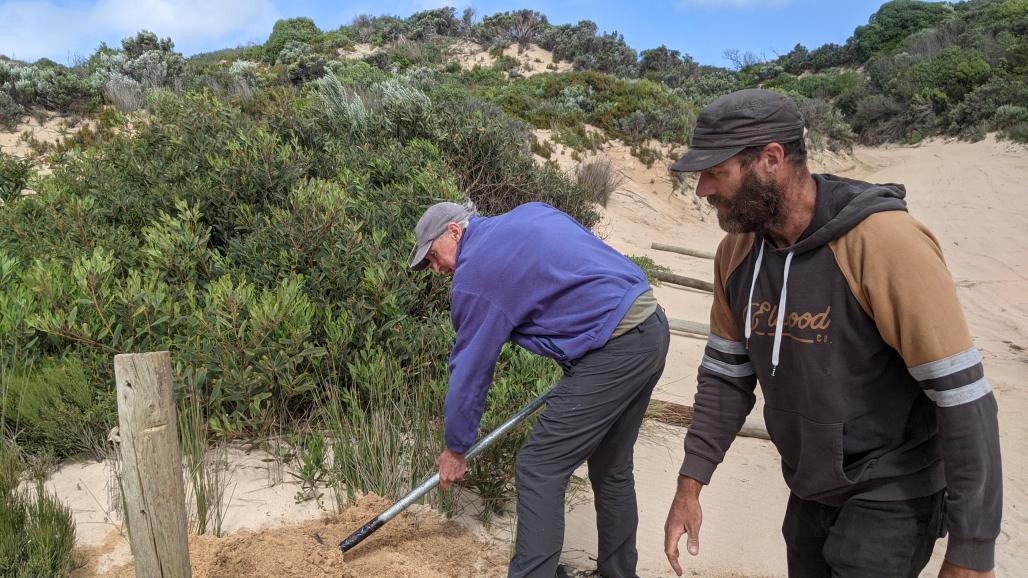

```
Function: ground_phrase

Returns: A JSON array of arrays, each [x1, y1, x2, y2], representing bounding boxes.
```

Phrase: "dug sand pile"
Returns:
[[73, 494, 509, 577]]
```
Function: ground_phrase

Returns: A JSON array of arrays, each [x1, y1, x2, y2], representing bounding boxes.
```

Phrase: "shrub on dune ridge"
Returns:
[[0, 83, 591, 518]]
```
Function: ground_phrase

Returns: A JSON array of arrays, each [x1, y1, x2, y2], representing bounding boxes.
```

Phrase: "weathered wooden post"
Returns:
[[115, 352, 192, 577]]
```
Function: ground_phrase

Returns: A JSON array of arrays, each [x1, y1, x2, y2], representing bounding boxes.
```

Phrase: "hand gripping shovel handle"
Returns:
[[339, 384, 555, 553]]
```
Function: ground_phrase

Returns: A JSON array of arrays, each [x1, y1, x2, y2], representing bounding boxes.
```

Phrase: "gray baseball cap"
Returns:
[[409, 202, 471, 270], [671, 89, 805, 172]]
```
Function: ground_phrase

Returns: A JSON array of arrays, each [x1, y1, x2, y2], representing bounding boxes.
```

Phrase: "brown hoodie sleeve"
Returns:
[[830, 211, 1002, 571], [680, 234, 759, 483]]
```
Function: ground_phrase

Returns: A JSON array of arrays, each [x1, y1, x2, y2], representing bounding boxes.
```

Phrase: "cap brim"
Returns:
[[670, 146, 745, 172], [409, 242, 431, 270]]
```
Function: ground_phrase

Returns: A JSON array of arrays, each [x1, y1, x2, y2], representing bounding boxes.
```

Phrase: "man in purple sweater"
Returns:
[[410, 200, 670, 578]]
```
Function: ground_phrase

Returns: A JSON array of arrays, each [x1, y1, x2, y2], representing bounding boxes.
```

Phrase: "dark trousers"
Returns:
[[783, 490, 947, 578], [508, 308, 670, 578]]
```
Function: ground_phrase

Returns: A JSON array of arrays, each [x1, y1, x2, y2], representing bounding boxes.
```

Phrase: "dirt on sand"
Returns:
[[73, 495, 509, 577]]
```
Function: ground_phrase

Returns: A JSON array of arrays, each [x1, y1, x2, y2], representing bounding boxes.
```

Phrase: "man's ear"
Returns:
[[763, 142, 786, 175], [448, 222, 462, 240]]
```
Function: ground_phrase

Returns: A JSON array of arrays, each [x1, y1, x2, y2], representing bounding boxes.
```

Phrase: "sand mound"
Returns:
[[337, 43, 382, 59], [0, 111, 93, 177], [448, 41, 572, 77], [73, 494, 509, 577]]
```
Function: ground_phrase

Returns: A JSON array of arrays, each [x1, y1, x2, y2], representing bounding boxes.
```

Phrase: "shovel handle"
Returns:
[[339, 384, 555, 553]]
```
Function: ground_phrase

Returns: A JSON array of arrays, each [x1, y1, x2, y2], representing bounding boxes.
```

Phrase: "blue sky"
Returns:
[[0, 0, 905, 67]]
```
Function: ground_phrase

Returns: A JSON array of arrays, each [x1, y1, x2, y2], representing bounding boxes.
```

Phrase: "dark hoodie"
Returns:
[[680, 174, 1002, 570]]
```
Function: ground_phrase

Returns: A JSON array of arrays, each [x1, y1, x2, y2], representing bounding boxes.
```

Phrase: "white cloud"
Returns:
[[0, 0, 280, 63]]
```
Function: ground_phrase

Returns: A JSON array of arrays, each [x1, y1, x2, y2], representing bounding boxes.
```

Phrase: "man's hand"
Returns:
[[664, 475, 704, 577], [436, 448, 466, 491], [939, 560, 995, 578]]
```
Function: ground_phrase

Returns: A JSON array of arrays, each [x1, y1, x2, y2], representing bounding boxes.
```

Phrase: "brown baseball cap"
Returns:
[[671, 89, 804, 172]]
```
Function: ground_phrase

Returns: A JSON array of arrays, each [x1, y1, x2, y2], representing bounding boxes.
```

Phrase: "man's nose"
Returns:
[[695, 174, 716, 198]]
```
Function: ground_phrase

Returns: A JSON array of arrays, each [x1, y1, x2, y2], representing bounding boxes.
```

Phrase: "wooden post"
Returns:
[[115, 352, 192, 578], [651, 242, 715, 260], [653, 270, 714, 293]]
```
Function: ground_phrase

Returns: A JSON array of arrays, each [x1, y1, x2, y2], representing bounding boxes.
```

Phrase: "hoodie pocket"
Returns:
[[765, 407, 854, 501]]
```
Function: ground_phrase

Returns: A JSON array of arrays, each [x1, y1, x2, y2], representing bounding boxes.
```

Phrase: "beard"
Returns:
[[709, 169, 784, 235]]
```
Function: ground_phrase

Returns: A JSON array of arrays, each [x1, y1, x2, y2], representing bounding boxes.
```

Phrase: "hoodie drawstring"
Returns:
[[771, 251, 794, 376], [744, 238, 794, 377], [744, 239, 765, 349]]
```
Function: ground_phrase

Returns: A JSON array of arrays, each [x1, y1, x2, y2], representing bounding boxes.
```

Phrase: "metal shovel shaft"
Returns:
[[339, 384, 555, 553]]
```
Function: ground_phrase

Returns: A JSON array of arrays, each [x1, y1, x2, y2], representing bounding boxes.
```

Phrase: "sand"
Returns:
[[448, 41, 572, 77], [72, 494, 509, 577], [31, 132, 1028, 576]]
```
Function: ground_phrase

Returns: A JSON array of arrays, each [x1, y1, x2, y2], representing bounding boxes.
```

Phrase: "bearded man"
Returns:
[[662, 89, 1002, 578]]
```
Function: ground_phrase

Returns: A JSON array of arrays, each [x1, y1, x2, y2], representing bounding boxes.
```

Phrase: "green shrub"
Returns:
[[0, 59, 96, 113], [0, 152, 32, 205], [0, 91, 23, 129], [275, 41, 327, 84], [628, 255, 671, 282], [993, 104, 1028, 142], [0, 79, 604, 521], [436, 99, 599, 227], [848, 0, 954, 62], [674, 67, 739, 106], [795, 97, 856, 152], [0, 445, 75, 577], [21, 488, 76, 576], [326, 59, 390, 86], [101, 73, 144, 112], [763, 71, 863, 100], [264, 17, 322, 63], [475, 10, 549, 48], [380, 78, 434, 139], [639, 45, 699, 89]]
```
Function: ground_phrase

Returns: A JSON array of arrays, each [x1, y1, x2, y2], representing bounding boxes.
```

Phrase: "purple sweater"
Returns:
[[443, 202, 650, 452]]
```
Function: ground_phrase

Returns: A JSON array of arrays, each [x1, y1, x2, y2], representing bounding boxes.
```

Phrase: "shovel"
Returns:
[[338, 384, 555, 552]]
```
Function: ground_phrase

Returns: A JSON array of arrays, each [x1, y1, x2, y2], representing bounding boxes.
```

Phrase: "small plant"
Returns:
[[530, 135, 554, 159], [178, 369, 233, 536], [628, 255, 671, 284], [0, 442, 75, 576], [574, 157, 623, 206], [102, 73, 144, 112], [630, 143, 662, 168], [0, 151, 32, 205], [0, 92, 24, 130], [290, 433, 328, 505]]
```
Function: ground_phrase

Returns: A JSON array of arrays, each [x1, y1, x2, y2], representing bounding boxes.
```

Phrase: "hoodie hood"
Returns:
[[787, 174, 908, 255]]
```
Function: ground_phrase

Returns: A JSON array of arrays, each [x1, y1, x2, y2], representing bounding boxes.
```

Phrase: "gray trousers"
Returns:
[[508, 308, 670, 578]]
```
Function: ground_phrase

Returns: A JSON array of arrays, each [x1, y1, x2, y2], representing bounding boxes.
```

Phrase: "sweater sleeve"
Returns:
[[445, 289, 516, 453], [681, 235, 759, 483], [830, 211, 1002, 571]]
